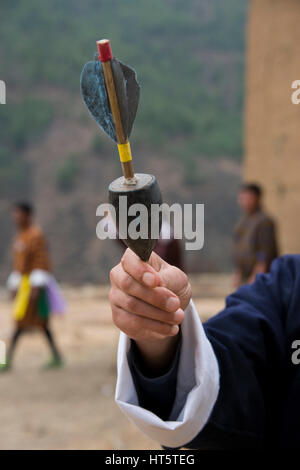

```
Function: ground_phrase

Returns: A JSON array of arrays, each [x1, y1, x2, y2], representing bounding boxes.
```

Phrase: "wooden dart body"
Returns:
[[81, 39, 163, 260]]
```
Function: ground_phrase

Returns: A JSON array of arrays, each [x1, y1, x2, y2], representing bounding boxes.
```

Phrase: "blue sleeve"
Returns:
[[186, 255, 294, 449], [127, 332, 182, 421], [127, 255, 296, 449]]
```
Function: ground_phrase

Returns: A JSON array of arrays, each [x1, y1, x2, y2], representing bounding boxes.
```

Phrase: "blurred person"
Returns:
[[233, 183, 278, 287], [1, 202, 65, 372], [110, 249, 300, 449]]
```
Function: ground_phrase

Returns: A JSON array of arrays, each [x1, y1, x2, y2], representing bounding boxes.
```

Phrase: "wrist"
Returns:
[[134, 333, 180, 375]]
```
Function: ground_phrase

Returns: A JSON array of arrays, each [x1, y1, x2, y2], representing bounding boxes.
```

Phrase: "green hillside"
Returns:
[[0, 0, 247, 195], [0, 0, 247, 281]]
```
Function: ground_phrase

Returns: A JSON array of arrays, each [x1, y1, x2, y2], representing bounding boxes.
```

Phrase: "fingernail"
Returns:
[[170, 325, 179, 336], [143, 272, 156, 287], [174, 308, 184, 322], [166, 297, 180, 312]]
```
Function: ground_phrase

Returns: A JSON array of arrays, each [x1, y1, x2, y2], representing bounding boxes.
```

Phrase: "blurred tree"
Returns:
[[56, 154, 80, 193]]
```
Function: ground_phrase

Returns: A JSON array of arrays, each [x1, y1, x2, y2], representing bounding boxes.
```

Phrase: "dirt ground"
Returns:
[[0, 274, 231, 450]]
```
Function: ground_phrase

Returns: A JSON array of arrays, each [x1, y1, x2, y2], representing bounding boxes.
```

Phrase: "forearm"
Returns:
[[134, 334, 180, 376], [128, 334, 182, 420]]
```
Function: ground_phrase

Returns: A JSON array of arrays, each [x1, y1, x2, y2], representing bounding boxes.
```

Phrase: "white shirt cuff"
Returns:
[[29, 269, 51, 287], [115, 299, 220, 448], [6, 271, 21, 291]]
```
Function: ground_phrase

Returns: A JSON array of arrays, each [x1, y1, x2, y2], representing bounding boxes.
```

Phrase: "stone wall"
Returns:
[[245, 0, 300, 254]]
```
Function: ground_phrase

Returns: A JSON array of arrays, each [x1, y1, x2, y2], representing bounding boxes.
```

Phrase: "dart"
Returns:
[[81, 39, 162, 261]]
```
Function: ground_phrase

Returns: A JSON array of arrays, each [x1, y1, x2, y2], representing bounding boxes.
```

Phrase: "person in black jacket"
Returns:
[[110, 249, 300, 449]]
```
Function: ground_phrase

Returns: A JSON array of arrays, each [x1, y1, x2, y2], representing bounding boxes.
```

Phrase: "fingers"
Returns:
[[111, 304, 180, 341], [121, 249, 162, 288], [110, 248, 191, 342], [110, 286, 184, 325], [110, 263, 181, 313], [121, 249, 191, 310]]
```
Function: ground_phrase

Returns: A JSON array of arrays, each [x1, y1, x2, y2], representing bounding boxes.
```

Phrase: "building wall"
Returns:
[[245, 0, 300, 254]]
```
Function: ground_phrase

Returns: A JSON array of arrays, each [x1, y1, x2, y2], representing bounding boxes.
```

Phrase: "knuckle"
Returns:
[[128, 315, 140, 336], [175, 268, 191, 297], [187, 281, 192, 297], [109, 266, 117, 284], [111, 305, 119, 326], [174, 310, 184, 325], [171, 265, 186, 281], [167, 313, 179, 325], [163, 322, 177, 336], [173, 265, 186, 281], [182, 281, 192, 299], [124, 295, 136, 312], [121, 248, 130, 265], [158, 288, 173, 309], [181, 271, 189, 285], [109, 287, 114, 304], [164, 324, 173, 335], [120, 273, 132, 292]]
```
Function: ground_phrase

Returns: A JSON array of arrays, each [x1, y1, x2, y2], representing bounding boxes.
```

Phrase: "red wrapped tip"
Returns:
[[97, 40, 113, 62]]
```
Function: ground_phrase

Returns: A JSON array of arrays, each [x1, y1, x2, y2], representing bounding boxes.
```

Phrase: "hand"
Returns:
[[110, 248, 192, 372]]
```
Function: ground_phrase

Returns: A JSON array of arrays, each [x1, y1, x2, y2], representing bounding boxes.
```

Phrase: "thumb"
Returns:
[[149, 252, 192, 309]]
